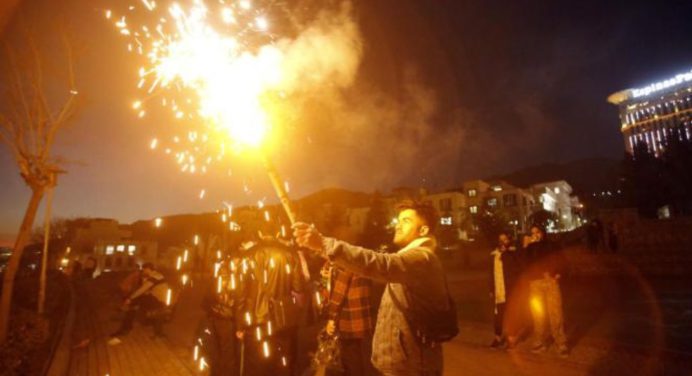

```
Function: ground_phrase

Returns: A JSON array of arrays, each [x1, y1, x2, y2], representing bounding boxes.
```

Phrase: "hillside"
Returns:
[[488, 157, 621, 194]]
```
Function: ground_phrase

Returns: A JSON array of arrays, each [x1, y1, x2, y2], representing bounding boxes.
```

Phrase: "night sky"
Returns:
[[1, 0, 691, 243]]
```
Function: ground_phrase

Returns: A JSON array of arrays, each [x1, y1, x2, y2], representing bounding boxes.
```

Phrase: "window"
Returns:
[[503, 194, 517, 207], [491, 185, 502, 192], [116, 244, 125, 252], [469, 205, 478, 214], [440, 217, 452, 226], [487, 198, 497, 207], [468, 189, 477, 197], [128, 245, 136, 255], [554, 187, 561, 194], [105, 245, 115, 255]]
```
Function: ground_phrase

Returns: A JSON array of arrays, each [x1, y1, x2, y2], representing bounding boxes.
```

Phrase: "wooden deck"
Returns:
[[67, 275, 196, 376]]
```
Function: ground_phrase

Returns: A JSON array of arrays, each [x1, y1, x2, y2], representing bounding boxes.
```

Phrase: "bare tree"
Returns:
[[0, 25, 80, 343]]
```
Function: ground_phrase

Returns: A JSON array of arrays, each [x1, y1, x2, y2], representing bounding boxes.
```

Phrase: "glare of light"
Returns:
[[221, 7, 235, 24], [530, 296, 544, 317], [230, 273, 236, 290], [240, 0, 251, 10], [199, 356, 207, 371], [256, 326, 262, 341], [269, 258, 275, 269], [154, 217, 163, 227], [193, 344, 199, 361], [255, 16, 268, 31], [285, 264, 291, 275], [194, 235, 199, 245], [282, 356, 287, 367], [315, 291, 321, 306], [199, 189, 206, 199], [166, 288, 172, 305], [267, 320, 272, 336], [65, 246, 71, 254], [262, 341, 270, 358], [150, 138, 158, 149], [217, 275, 223, 293], [264, 210, 270, 222], [176, 256, 182, 270], [214, 262, 221, 277], [183, 249, 189, 262], [182, 274, 189, 286], [245, 312, 252, 325], [105, 9, 112, 19]]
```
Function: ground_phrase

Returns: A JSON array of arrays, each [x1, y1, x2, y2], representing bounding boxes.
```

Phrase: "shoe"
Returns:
[[531, 343, 547, 354], [107, 337, 122, 346]]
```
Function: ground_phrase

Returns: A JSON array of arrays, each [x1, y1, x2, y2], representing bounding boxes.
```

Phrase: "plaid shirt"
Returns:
[[327, 267, 373, 339]]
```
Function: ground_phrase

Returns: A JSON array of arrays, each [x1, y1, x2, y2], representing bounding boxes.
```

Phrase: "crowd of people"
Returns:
[[96, 199, 574, 375]]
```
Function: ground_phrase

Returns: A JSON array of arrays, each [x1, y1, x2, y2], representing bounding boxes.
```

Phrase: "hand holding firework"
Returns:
[[292, 222, 324, 253]]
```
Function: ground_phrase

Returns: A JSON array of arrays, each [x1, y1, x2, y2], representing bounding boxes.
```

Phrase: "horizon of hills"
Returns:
[[0, 157, 621, 246]]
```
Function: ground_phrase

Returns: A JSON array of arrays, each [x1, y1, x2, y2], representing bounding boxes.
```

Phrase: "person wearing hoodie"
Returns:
[[489, 232, 520, 349]]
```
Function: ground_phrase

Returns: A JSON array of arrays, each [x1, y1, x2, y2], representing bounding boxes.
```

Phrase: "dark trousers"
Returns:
[[116, 295, 165, 336], [210, 317, 238, 376], [340, 336, 375, 376], [493, 303, 507, 337], [243, 329, 295, 376]]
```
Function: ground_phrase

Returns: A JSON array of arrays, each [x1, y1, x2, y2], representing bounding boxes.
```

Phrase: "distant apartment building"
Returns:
[[92, 240, 158, 272], [608, 68, 692, 156], [462, 179, 537, 234], [531, 180, 580, 231]]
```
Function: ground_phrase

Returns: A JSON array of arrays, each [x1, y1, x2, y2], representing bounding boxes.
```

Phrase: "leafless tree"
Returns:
[[0, 24, 80, 343]]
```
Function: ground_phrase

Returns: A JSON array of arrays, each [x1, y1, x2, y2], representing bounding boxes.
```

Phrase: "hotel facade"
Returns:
[[608, 69, 692, 156]]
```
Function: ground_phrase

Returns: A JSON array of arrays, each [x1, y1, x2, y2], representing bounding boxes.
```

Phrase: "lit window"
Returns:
[[128, 245, 136, 255], [487, 198, 497, 207], [491, 185, 502, 192], [440, 217, 452, 225], [469, 206, 478, 214], [554, 187, 560, 194], [106, 245, 115, 255], [468, 189, 477, 197], [116, 245, 125, 252]]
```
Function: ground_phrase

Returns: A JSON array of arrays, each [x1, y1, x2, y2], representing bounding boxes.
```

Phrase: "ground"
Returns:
[[65, 251, 692, 375]]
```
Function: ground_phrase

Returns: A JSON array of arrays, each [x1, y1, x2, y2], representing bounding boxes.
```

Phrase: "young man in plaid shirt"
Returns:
[[324, 263, 376, 375]]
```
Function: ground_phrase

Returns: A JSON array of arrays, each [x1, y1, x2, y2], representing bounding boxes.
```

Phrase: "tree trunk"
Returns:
[[0, 187, 44, 343], [38, 187, 54, 315]]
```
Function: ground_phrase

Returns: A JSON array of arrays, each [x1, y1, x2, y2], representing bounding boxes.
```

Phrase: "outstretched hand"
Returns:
[[292, 222, 325, 252]]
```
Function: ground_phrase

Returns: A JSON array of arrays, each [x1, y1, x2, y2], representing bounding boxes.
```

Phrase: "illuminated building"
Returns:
[[608, 68, 692, 155]]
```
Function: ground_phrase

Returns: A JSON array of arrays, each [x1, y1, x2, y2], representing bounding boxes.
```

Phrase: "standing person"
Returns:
[[294, 200, 456, 376], [324, 263, 375, 375], [524, 225, 568, 357], [488, 232, 519, 349], [109, 263, 168, 344]]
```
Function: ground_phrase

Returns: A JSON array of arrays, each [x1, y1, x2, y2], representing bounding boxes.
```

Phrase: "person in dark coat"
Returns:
[[489, 232, 520, 349]]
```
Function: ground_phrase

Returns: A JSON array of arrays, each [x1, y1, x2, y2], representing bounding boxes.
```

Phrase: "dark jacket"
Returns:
[[524, 239, 565, 280]]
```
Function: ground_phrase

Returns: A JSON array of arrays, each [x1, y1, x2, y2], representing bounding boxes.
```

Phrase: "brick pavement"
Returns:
[[67, 275, 195, 376]]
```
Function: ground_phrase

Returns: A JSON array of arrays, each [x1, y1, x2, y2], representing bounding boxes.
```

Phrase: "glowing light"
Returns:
[[256, 326, 262, 341], [176, 256, 182, 270], [315, 291, 321, 306], [217, 275, 223, 293], [262, 340, 270, 358], [632, 69, 692, 98], [154, 217, 163, 227], [182, 274, 189, 286], [193, 344, 199, 361], [199, 189, 206, 199], [183, 249, 189, 262], [214, 262, 221, 277], [194, 235, 199, 245], [245, 311, 252, 326], [150, 138, 158, 149], [166, 288, 172, 305]]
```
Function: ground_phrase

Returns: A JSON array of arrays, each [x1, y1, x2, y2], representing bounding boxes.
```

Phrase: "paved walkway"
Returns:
[[67, 275, 195, 376]]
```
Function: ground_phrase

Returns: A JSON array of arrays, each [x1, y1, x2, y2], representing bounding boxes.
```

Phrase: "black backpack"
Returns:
[[387, 280, 459, 345]]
